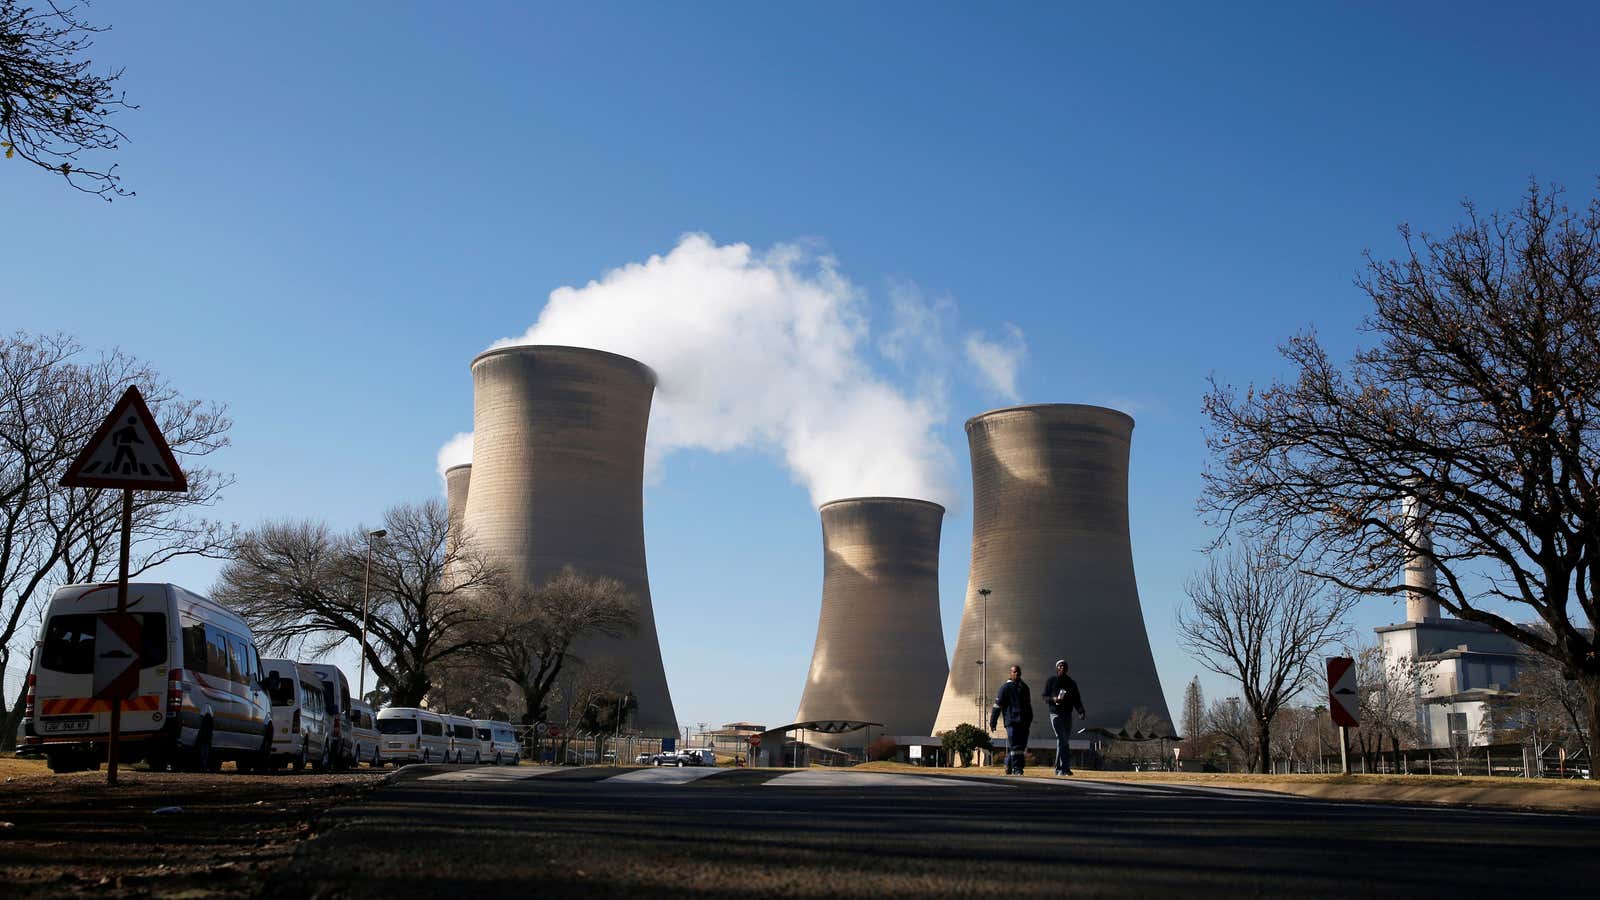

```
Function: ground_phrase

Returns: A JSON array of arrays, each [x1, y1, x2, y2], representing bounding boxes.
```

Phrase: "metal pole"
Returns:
[[107, 488, 133, 787], [1338, 725, 1350, 775], [359, 543, 373, 698]]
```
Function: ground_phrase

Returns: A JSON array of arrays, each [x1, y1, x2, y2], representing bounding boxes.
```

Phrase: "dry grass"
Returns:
[[0, 754, 50, 779]]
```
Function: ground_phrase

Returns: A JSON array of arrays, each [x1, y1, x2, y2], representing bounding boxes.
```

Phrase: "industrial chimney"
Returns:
[[930, 404, 1173, 743], [793, 497, 949, 747], [1402, 493, 1440, 623], [444, 463, 472, 544], [461, 345, 677, 737]]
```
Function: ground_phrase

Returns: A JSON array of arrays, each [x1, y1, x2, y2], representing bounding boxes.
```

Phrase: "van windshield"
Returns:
[[40, 613, 168, 674], [378, 718, 418, 735]]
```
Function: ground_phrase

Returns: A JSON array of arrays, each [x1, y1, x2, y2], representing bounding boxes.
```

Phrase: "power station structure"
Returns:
[[460, 345, 678, 737], [931, 404, 1174, 744], [793, 497, 949, 749], [444, 463, 472, 543]]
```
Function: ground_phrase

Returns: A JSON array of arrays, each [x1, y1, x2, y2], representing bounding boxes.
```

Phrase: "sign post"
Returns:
[[60, 386, 188, 786], [1326, 656, 1359, 775]]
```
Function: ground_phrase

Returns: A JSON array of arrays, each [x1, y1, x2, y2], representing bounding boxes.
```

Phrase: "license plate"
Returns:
[[387, 741, 402, 748], [42, 716, 93, 733]]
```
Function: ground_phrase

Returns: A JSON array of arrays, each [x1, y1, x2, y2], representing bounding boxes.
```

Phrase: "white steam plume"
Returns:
[[436, 431, 473, 480], [964, 324, 1028, 402], [478, 233, 957, 508]]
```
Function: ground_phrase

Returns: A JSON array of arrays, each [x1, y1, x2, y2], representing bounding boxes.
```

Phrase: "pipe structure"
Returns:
[[931, 404, 1174, 742], [1401, 493, 1440, 623], [461, 345, 677, 737], [793, 497, 948, 748]]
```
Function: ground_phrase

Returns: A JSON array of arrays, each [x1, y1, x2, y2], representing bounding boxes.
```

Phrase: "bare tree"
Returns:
[[1105, 706, 1167, 769], [471, 566, 636, 730], [212, 499, 501, 707], [1, 1, 135, 198], [1492, 646, 1593, 766], [1179, 540, 1356, 773], [1205, 697, 1255, 772], [1351, 641, 1424, 771], [1, 332, 232, 748], [1201, 182, 1600, 756]]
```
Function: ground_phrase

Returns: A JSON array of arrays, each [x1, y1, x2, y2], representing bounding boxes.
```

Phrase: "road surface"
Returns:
[[263, 766, 1599, 897]]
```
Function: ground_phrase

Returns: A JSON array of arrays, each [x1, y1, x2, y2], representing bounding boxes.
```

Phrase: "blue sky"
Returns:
[[5, 2, 1598, 731]]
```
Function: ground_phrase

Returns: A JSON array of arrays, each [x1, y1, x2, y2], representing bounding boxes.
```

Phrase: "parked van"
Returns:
[[348, 699, 381, 767], [476, 720, 520, 765], [261, 658, 332, 771], [21, 582, 273, 774], [376, 707, 448, 763], [442, 714, 480, 763], [302, 663, 356, 769]]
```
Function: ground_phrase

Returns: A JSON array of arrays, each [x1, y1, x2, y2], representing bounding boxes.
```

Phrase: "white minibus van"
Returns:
[[261, 658, 332, 771], [303, 663, 356, 769], [20, 582, 273, 774], [376, 707, 449, 763], [348, 699, 381, 767], [442, 714, 480, 763], [476, 720, 521, 765]]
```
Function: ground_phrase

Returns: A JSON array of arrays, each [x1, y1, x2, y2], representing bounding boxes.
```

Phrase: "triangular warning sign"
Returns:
[[60, 386, 188, 492]]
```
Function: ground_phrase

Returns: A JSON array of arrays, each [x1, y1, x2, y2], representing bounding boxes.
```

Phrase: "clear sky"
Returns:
[[5, 1, 1598, 732]]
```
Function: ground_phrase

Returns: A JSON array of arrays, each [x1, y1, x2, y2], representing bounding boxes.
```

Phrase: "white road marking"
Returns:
[[607, 766, 728, 784], [420, 767, 567, 782], [766, 771, 1002, 788]]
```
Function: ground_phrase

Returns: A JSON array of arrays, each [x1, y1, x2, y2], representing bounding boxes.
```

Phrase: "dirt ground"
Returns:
[[0, 755, 388, 898]]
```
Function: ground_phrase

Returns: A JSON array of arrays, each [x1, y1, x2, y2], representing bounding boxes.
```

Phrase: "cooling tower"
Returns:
[[444, 463, 472, 543], [931, 404, 1173, 743], [793, 497, 949, 747], [461, 345, 677, 737]]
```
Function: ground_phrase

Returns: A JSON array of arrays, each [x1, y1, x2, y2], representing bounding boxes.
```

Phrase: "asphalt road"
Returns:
[[262, 766, 1600, 898]]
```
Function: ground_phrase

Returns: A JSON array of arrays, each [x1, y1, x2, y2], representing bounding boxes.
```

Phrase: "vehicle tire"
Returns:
[[292, 742, 307, 772], [313, 739, 331, 772], [240, 727, 272, 774], [185, 721, 216, 773], [421, 748, 430, 764], [46, 751, 87, 774], [473, 751, 481, 765], [371, 747, 383, 768], [676, 760, 685, 768]]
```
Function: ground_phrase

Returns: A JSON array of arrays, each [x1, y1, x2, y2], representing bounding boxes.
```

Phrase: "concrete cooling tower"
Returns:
[[444, 463, 472, 543], [931, 404, 1173, 743], [794, 497, 949, 748], [461, 345, 677, 737]]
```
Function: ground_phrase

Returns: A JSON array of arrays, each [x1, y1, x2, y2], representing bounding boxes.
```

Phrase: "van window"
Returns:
[[182, 623, 205, 672], [225, 635, 247, 684], [203, 627, 230, 680], [378, 717, 417, 735], [266, 675, 295, 706], [40, 613, 168, 674], [420, 718, 443, 737], [301, 680, 321, 709], [476, 728, 491, 740]]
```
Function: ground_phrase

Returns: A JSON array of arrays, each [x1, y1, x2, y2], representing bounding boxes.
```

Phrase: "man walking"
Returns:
[[1043, 659, 1087, 776], [989, 664, 1033, 775]]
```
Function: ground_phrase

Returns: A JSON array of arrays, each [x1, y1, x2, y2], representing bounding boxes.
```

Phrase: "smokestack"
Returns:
[[1402, 493, 1439, 623], [461, 345, 677, 737], [793, 497, 948, 746], [931, 404, 1173, 741], [444, 463, 472, 543]]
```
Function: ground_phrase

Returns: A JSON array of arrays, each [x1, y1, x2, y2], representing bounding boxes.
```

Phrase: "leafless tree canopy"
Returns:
[[1, 332, 232, 746], [1178, 540, 1355, 773], [472, 566, 636, 727], [1180, 676, 1205, 749], [212, 499, 502, 707], [1200, 182, 1600, 754], [1, 1, 135, 198]]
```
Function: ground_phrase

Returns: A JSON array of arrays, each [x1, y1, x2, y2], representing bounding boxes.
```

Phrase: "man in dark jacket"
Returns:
[[1043, 659, 1087, 776], [989, 664, 1033, 775]]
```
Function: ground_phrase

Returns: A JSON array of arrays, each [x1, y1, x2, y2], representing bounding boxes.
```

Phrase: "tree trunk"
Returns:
[[1581, 674, 1600, 766], [1255, 720, 1272, 774], [0, 687, 25, 752]]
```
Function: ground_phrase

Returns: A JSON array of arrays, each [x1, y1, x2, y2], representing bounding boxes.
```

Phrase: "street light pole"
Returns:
[[358, 528, 387, 699]]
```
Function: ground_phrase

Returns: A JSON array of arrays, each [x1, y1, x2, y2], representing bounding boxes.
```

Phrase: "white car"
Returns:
[[376, 707, 449, 764], [475, 720, 520, 765], [261, 659, 332, 771]]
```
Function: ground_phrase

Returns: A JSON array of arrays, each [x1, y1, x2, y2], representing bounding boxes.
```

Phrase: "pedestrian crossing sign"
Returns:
[[60, 385, 188, 492]]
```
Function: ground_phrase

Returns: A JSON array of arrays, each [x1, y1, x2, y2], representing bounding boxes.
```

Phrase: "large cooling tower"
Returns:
[[444, 463, 472, 542], [461, 345, 677, 737], [931, 404, 1173, 743], [794, 497, 949, 747]]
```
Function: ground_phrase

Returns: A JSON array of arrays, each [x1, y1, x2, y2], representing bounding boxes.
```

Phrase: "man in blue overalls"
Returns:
[[989, 664, 1033, 775]]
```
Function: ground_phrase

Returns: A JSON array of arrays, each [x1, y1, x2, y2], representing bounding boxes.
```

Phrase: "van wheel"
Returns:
[[312, 740, 331, 772], [46, 751, 88, 774], [186, 721, 216, 773], [292, 743, 307, 772], [473, 751, 481, 765], [421, 748, 430, 764], [371, 748, 383, 768]]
